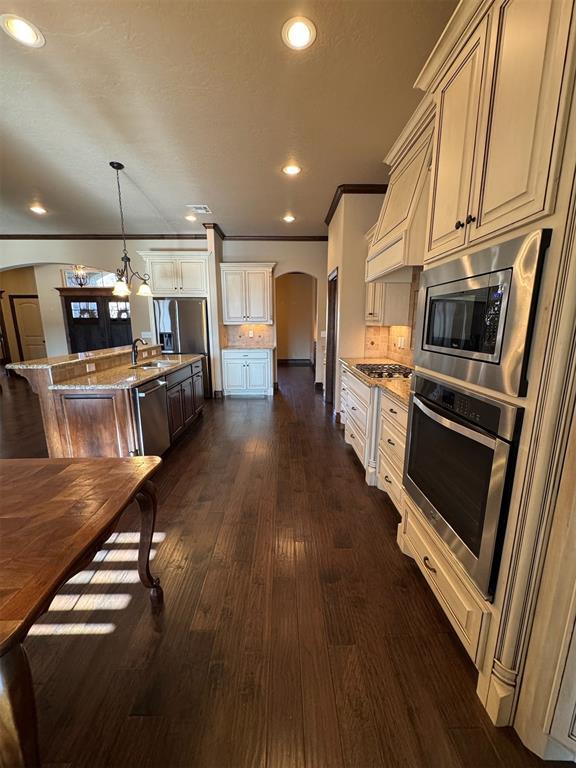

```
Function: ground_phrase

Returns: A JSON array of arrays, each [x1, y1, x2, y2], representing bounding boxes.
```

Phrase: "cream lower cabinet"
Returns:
[[399, 494, 491, 668], [340, 363, 379, 485], [220, 263, 274, 324], [144, 256, 209, 296], [424, 0, 573, 262], [376, 389, 408, 512], [222, 349, 273, 396]]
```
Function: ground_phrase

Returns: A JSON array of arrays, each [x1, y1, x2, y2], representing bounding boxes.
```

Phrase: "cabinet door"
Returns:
[[426, 18, 487, 261], [181, 377, 195, 423], [365, 283, 377, 323], [167, 385, 184, 438], [381, 283, 411, 326], [193, 372, 204, 413], [246, 360, 268, 390], [149, 260, 179, 294], [469, 0, 571, 242], [221, 270, 246, 324], [179, 260, 208, 295], [223, 359, 247, 391], [245, 270, 270, 322]]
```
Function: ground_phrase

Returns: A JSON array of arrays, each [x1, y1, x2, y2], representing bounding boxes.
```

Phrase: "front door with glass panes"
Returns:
[[63, 295, 132, 353]]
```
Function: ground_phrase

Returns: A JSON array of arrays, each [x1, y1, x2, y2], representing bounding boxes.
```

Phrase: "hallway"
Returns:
[[22, 367, 547, 767]]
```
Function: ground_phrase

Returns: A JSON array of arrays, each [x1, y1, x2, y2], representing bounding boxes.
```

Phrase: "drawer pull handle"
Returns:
[[351, 406, 357, 410], [455, 220, 465, 230], [389, 408, 398, 415], [423, 556, 437, 574], [387, 438, 395, 446], [384, 475, 392, 484], [351, 433, 356, 439], [466, 214, 476, 224]]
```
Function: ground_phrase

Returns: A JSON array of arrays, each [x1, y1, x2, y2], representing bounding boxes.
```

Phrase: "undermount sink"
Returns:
[[129, 360, 174, 370]]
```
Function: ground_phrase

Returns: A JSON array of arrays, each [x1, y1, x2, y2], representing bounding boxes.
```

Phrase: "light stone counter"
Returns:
[[340, 357, 412, 407]]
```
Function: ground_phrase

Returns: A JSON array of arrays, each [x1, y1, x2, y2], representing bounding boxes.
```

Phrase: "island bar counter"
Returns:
[[7, 345, 203, 458]]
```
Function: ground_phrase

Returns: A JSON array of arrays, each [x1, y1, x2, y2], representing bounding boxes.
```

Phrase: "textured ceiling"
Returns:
[[0, 0, 456, 236]]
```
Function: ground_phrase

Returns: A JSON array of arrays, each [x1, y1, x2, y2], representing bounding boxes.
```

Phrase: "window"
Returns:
[[63, 269, 117, 288], [70, 301, 99, 319], [108, 301, 131, 320]]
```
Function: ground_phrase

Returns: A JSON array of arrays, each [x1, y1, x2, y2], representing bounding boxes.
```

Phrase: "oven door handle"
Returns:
[[413, 395, 497, 449]]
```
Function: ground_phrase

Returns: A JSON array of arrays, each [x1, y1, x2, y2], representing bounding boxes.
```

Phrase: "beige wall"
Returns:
[[0, 266, 39, 361], [222, 239, 327, 383], [276, 273, 316, 361]]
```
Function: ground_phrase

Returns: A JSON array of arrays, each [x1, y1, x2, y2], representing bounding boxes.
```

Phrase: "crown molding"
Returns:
[[324, 184, 388, 226], [0, 233, 207, 241], [202, 222, 226, 240]]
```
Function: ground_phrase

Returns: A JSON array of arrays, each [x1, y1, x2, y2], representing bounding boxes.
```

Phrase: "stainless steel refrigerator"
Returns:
[[153, 297, 212, 397]]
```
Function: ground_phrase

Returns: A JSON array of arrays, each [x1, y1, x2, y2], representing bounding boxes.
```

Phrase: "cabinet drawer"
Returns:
[[403, 502, 490, 665], [379, 417, 406, 473], [347, 370, 371, 407], [380, 390, 408, 432], [166, 365, 192, 388], [192, 360, 203, 375], [222, 350, 270, 360], [347, 389, 368, 432], [377, 451, 403, 511], [345, 415, 366, 466]]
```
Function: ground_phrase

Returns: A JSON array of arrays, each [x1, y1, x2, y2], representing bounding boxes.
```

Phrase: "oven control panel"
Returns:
[[415, 376, 501, 434]]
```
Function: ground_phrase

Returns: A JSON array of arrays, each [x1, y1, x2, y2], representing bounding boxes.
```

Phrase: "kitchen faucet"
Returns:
[[131, 338, 148, 366]]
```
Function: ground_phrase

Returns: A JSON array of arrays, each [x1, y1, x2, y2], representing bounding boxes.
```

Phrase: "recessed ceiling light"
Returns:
[[282, 17, 316, 50], [185, 214, 197, 222], [282, 164, 302, 176], [0, 14, 45, 48], [283, 214, 296, 223], [30, 204, 47, 215]]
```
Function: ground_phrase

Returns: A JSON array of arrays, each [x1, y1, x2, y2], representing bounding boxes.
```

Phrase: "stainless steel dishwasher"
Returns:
[[134, 378, 171, 456]]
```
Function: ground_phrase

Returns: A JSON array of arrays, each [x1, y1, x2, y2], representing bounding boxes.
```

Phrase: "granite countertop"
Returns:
[[221, 345, 276, 350], [340, 357, 413, 407], [49, 354, 203, 391], [6, 345, 144, 371]]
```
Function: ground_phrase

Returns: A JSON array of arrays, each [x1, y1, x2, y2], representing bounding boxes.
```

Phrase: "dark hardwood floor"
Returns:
[[0, 368, 48, 458], [6, 367, 551, 766]]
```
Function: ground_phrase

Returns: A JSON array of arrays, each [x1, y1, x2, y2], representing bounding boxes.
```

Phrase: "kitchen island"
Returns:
[[8, 345, 204, 458]]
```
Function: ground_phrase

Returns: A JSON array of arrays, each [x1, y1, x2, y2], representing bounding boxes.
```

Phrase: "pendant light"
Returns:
[[109, 161, 151, 297], [72, 265, 88, 288]]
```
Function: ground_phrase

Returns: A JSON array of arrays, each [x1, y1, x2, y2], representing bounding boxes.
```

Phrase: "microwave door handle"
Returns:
[[413, 396, 497, 450]]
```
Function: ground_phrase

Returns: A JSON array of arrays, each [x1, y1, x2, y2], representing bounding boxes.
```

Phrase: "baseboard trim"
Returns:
[[213, 390, 223, 399], [314, 382, 323, 392], [277, 359, 314, 367]]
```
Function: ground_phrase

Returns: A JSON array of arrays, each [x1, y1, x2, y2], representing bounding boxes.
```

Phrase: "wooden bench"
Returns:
[[0, 457, 163, 767]]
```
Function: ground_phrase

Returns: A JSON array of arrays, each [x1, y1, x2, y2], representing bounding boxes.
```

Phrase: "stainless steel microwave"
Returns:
[[414, 230, 551, 396]]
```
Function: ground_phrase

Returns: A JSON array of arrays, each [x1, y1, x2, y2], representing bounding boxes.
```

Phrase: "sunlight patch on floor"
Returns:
[[49, 593, 132, 611], [29, 623, 116, 636], [106, 531, 166, 545], [93, 548, 156, 562]]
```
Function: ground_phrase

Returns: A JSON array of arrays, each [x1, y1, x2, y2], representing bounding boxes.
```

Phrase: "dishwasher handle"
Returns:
[[138, 380, 167, 397]]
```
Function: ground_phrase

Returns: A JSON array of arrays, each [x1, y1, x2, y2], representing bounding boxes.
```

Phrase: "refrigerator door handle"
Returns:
[[173, 299, 182, 353]]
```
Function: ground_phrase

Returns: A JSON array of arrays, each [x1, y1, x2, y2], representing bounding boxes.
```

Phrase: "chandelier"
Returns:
[[72, 265, 88, 288], [109, 161, 151, 297]]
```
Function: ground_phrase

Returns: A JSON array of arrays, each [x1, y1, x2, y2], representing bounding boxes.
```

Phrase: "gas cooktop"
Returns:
[[356, 363, 413, 379]]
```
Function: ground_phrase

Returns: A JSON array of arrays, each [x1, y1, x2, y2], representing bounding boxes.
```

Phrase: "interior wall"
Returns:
[[0, 266, 40, 361], [222, 239, 327, 383], [276, 273, 316, 361]]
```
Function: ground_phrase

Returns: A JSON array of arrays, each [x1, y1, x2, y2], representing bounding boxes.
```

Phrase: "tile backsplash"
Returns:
[[223, 324, 275, 348], [364, 325, 413, 366]]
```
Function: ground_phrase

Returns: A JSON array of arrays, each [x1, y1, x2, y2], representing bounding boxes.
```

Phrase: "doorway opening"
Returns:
[[275, 272, 318, 372], [324, 269, 338, 406]]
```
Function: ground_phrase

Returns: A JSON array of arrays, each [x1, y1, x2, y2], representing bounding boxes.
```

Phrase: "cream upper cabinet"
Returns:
[[366, 96, 434, 279], [424, 0, 573, 262], [468, 0, 573, 242], [148, 260, 178, 294], [220, 263, 274, 324], [143, 255, 209, 296], [364, 280, 412, 326], [426, 18, 487, 261]]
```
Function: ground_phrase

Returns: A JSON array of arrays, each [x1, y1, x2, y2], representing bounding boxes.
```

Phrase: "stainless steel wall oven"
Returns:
[[414, 230, 550, 396], [404, 375, 522, 599]]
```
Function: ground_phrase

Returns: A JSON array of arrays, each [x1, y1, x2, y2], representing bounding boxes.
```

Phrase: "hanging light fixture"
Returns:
[[72, 264, 88, 288], [109, 161, 151, 297]]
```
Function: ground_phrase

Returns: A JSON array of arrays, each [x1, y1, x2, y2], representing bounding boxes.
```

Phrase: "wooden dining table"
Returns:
[[0, 457, 163, 768]]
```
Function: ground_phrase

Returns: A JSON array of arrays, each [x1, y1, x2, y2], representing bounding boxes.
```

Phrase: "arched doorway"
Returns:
[[275, 271, 318, 380]]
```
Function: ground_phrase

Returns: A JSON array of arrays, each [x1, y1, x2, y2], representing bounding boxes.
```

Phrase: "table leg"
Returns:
[[0, 644, 40, 768], [135, 479, 164, 605]]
